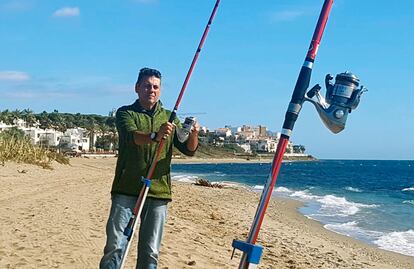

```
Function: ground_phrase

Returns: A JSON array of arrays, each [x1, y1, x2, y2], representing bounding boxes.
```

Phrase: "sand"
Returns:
[[0, 157, 413, 269]]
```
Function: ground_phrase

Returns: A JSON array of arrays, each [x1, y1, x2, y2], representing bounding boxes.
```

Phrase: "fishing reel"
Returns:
[[305, 71, 367, 133], [176, 116, 197, 143]]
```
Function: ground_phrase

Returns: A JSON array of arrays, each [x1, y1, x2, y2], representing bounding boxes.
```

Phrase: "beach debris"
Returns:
[[17, 169, 28, 174], [187, 260, 196, 266], [194, 178, 223, 188]]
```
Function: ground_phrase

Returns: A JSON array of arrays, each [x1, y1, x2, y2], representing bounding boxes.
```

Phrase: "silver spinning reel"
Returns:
[[305, 72, 367, 133], [176, 116, 197, 143]]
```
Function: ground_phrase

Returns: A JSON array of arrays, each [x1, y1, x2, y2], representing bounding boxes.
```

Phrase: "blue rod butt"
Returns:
[[141, 177, 152, 187], [232, 239, 263, 264], [123, 227, 132, 240]]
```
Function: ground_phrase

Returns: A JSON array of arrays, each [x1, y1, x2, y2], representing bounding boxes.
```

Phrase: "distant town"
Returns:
[[0, 109, 310, 158]]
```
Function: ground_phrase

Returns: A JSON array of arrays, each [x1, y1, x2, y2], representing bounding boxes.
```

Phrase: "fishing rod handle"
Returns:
[[119, 184, 151, 269]]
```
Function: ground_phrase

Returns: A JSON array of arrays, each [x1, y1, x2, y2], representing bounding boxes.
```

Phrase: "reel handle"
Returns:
[[306, 84, 322, 98]]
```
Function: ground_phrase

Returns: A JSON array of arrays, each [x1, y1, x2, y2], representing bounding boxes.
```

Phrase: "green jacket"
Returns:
[[111, 100, 196, 200]]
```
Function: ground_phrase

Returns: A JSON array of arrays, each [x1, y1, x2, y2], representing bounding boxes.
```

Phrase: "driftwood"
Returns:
[[194, 178, 223, 189]]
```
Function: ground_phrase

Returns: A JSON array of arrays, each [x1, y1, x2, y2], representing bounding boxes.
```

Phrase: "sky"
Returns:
[[0, 0, 413, 160]]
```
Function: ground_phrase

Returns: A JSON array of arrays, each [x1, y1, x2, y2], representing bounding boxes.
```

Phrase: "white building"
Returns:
[[59, 128, 90, 152], [238, 143, 251, 153], [0, 121, 11, 132], [23, 127, 63, 146], [256, 139, 278, 152], [215, 127, 232, 137], [1, 119, 92, 151]]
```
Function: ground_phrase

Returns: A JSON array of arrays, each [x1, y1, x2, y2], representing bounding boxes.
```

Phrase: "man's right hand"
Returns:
[[156, 122, 174, 142]]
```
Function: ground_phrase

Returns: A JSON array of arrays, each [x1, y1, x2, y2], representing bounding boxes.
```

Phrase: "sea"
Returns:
[[171, 160, 414, 257]]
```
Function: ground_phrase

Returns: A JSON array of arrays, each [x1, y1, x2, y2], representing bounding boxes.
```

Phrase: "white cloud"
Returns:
[[0, 71, 30, 81], [53, 7, 80, 18], [269, 10, 305, 22]]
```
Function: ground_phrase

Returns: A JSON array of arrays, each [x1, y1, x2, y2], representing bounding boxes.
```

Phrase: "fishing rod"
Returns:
[[119, 1, 221, 268], [231, 0, 366, 268]]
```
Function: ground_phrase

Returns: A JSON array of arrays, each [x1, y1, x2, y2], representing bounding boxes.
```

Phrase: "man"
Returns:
[[100, 67, 199, 269]]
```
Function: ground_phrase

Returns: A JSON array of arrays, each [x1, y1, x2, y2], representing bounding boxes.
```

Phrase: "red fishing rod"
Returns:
[[232, 1, 334, 268], [119, 1, 221, 268], [232, 0, 366, 267]]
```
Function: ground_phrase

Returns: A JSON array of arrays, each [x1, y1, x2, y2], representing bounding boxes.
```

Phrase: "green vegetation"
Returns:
[[173, 141, 316, 161], [0, 109, 118, 150], [0, 128, 69, 169]]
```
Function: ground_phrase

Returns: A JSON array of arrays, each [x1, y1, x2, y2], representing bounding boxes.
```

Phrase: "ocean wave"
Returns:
[[345, 186, 362, 192], [290, 190, 318, 200], [288, 190, 377, 217], [403, 200, 414, 206], [317, 195, 377, 216], [374, 230, 414, 257], [252, 185, 293, 193], [274, 186, 292, 193], [171, 174, 198, 183], [253, 185, 264, 190], [324, 221, 383, 239], [402, 187, 414, 192], [324, 221, 359, 236]]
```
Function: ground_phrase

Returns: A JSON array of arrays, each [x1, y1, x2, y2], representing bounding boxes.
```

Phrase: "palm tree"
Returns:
[[0, 109, 14, 125], [83, 117, 98, 152], [21, 109, 37, 128], [48, 110, 67, 133], [36, 111, 52, 147], [10, 109, 22, 125]]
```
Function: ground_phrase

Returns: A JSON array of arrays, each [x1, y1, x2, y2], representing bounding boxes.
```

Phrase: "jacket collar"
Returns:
[[133, 99, 163, 116]]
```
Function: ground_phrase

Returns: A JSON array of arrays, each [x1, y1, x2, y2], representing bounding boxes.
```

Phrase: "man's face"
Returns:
[[135, 75, 161, 109]]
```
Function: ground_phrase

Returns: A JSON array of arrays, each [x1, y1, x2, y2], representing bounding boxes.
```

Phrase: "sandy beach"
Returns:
[[1, 157, 413, 269]]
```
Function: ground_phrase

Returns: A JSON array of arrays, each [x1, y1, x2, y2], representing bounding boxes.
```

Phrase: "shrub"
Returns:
[[0, 133, 69, 169]]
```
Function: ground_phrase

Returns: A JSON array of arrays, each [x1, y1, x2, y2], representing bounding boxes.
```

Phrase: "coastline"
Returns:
[[171, 155, 317, 164], [0, 158, 412, 268]]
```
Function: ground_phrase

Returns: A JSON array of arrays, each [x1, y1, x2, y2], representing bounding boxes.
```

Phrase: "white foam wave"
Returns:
[[345, 186, 362, 192], [316, 195, 377, 216], [324, 221, 383, 239], [290, 190, 318, 200], [403, 200, 414, 206], [171, 174, 198, 183], [253, 185, 293, 194], [274, 186, 292, 193], [253, 185, 264, 190], [325, 221, 360, 236], [402, 187, 414, 192], [374, 230, 414, 257], [289, 190, 377, 217]]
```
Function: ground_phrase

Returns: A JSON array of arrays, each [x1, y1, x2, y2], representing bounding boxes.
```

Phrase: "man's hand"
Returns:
[[187, 118, 199, 151], [156, 122, 175, 142], [191, 120, 200, 134]]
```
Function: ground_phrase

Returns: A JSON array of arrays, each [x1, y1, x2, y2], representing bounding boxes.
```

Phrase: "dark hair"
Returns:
[[137, 67, 162, 84]]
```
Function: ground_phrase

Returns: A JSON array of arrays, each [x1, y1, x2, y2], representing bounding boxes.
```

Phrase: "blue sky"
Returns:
[[1, 0, 413, 160]]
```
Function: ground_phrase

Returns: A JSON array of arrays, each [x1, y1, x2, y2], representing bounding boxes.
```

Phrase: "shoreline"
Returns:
[[171, 156, 317, 164], [0, 158, 413, 268]]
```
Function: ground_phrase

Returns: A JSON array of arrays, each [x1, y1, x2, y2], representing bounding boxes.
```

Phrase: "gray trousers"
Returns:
[[99, 194, 168, 269]]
